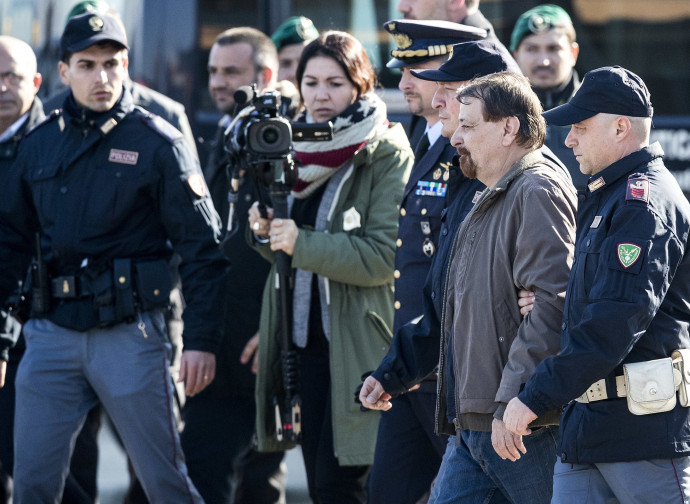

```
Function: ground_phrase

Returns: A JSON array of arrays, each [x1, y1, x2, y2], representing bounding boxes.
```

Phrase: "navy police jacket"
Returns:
[[519, 142, 690, 463], [393, 135, 474, 332], [375, 148, 485, 392], [0, 89, 227, 355]]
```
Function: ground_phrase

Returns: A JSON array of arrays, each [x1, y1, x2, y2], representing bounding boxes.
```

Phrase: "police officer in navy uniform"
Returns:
[[0, 35, 45, 504], [367, 24, 487, 504], [0, 13, 226, 504], [359, 40, 571, 498], [503, 67, 690, 502]]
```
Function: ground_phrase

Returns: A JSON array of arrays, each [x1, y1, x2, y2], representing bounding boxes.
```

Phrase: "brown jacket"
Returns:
[[438, 149, 577, 434]]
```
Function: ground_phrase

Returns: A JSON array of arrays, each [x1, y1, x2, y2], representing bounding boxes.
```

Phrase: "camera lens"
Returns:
[[262, 125, 280, 144]]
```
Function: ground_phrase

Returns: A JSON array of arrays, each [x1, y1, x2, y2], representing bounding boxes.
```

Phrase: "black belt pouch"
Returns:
[[134, 260, 172, 311]]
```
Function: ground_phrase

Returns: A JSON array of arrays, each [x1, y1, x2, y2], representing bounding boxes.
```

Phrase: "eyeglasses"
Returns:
[[0, 71, 24, 86]]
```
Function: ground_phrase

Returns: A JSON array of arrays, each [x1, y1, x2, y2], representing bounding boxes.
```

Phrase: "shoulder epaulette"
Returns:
[[138, 107, 183, 144], [25, 109, 64, 137]]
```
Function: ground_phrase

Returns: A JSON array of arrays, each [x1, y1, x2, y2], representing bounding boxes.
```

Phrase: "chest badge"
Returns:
[[433, 168, 442, 180], [420, 220, 431, 235], [440, 161, 451, 182], [415, 180, 447, 197], [343, 206, 361, 231], [422, 238, 436, 257], [617, 243, 641, 268], [108, 149, 139, 165]]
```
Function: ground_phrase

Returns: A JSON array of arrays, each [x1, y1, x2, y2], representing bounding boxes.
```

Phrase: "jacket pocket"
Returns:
[[366, 310, 393, 345], [29, 163, 61, 221], [575, 228, 606, 301]]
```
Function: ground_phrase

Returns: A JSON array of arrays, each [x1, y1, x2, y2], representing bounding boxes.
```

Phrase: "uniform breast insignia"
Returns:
[[108, 149, 139, 165], [626, 174, 649, 204], [617, 242, 641, 269], [440, 161, 452, 181], [422, 238, 436, 257], [420, 220, 431, 235], [590, 215, 602, 228], [433, 168, 442, 180], [415, 180, 447, 197]]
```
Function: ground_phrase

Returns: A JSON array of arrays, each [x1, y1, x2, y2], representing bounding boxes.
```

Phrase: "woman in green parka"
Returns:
[[247, 31, 413, 503]]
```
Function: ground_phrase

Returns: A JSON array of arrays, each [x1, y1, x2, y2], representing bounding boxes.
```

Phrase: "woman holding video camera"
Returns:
[[248, 30, 413, 503]]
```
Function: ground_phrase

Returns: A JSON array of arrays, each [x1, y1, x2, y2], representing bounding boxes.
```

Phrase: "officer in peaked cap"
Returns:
[[2, 10, 227, 504], [385, 18, 486, 146], [361, 38, 573, 504], [365, 19, 487, 504]]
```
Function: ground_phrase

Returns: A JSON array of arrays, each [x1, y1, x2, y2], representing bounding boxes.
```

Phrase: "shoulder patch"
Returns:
[[25, 109, 63, 137], [626, 174, 649, 205], [139, 109, 184, 144]]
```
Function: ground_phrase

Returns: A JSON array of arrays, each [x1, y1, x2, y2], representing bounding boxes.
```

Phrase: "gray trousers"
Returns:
[[552, 457, 690, 503], [13, 313, 203, 504]]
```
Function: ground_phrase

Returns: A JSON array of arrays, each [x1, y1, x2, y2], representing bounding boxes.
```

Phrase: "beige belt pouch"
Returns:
[[623, 357, 676, 415]]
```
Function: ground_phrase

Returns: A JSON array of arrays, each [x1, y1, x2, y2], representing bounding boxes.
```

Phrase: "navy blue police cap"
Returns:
[[384, 19, 487, 69], [61, 12, 129, 56], [543, 66, 653, 126], [411, 39, 520, 82]]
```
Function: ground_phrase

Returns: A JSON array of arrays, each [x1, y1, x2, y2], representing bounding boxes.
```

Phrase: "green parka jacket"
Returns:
[[253, 123, 413, 465]]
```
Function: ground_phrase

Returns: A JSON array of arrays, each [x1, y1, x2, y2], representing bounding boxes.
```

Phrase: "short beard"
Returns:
[[457, 147, 477, 179]]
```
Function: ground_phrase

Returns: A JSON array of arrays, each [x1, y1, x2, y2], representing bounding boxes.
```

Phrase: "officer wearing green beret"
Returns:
[[511, 4, 586, 189], [271, 16, 318, 86]]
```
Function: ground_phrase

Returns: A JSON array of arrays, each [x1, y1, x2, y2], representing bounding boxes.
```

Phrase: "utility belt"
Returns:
[[35, 258, 172, 327], [575, 351, 690, 416]]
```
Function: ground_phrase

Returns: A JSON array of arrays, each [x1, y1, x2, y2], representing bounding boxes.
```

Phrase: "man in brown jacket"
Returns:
[[430, 71, 577, 503]]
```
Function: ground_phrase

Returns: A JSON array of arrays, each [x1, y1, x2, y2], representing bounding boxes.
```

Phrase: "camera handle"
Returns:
[[270, 178, 302, 444]]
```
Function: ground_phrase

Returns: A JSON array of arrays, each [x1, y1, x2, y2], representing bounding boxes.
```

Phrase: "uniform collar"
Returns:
[[585, 142, 664, 195], [63, 85, 134, 135]]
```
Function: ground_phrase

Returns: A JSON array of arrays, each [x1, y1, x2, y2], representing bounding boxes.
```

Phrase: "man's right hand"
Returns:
[[0, 360, 6, 388], [518, 290, 535, 317], [359, 375, 392, 411]]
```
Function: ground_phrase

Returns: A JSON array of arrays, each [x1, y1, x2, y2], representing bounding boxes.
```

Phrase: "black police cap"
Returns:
[[411, 39, 520, 82], [61, 12, 129, 57], [543, 66, 653, 126], [384, 19, 487, 69]]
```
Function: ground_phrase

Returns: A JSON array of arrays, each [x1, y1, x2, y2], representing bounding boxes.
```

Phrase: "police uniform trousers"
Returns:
[[368, 381, 446, 504], [552, 457, 690, 504], [12, 313, 203, 504]]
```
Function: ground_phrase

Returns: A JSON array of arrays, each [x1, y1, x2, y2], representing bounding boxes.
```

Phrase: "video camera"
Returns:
[[224, 84, 331, 187]]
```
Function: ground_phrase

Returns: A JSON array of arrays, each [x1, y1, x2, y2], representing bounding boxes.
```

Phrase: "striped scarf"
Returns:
[[292, 93, 389, 199]]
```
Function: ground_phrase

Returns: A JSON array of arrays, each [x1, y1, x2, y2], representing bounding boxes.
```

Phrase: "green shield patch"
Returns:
[[617, 243, 641, 268]]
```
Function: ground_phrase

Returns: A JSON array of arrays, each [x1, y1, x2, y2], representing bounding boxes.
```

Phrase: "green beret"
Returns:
[[66, 0, 110, 25], [271, 16, 319, 52], [510, 4, 573, 52]]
